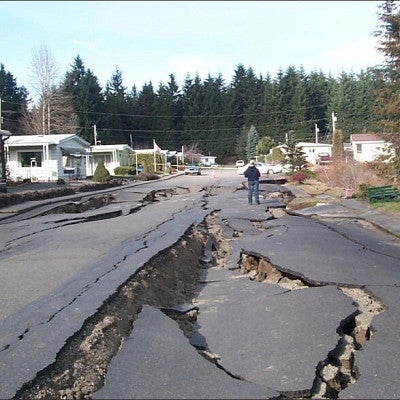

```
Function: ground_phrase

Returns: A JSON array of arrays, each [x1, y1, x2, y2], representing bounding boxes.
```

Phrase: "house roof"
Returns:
[[90, 144, 133, 152], [297, 142, 332, 148], [350, 133, 383, 142], [6, 134, 90, 147]]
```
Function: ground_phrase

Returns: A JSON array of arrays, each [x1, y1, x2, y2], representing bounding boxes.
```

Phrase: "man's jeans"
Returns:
[[248, 181, 260, 204]]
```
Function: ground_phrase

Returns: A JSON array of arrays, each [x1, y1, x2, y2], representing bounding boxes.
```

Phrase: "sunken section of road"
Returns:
[[4, 179, 396, 400], [12, 206, 388, 400]]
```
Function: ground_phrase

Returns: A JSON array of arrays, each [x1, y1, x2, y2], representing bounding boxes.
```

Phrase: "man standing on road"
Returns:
[[244, 160, 261, 205]]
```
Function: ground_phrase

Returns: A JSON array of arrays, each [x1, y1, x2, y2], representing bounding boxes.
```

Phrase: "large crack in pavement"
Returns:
[[0, 187, 192, 254], [13, 222, 211, 400], [238, 251, 385, 398], [1, 188, 204, 356], [7, 189, 388, 400], [10, 185, 215, 399], [235, 209, 386, 400]]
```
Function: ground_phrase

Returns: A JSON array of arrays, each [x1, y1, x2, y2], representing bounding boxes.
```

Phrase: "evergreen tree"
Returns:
[[63, 56, 104, 142], [283, 132, 307, 170], [304, 70, 329, 141], [181, 73, 205, 139], [351, 70, 380, 133], [276, 66, 308, 139], [102, 68, 131, 144], [235, 127, 248, 161], [373, 0, 400, 159], [201, 74, 230, 157], [227, 64, 248, 131], [259, 73, 281, 142], [135, 82, 157, 147], [0, 63, 28, 134], [246, 125, 259, 160], [332, 129, 345, 160], [154, 73, 182, 148]]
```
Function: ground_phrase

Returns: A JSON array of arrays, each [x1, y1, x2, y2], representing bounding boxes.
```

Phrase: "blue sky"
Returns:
[[1, 1, 385, 100]]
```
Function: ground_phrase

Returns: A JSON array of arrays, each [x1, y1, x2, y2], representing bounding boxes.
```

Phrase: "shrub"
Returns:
[[315, 159, 386, 196], [290, 172, 308, 183], [114, 166, 136, 176], [93, 161, 111, 182]]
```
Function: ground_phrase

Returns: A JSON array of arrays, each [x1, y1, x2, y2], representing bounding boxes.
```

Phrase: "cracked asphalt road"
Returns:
[[0, 170, 399, 399]]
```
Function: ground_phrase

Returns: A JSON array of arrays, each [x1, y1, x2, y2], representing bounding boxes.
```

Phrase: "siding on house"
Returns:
[[199, 156, 217, 166], [6, 134, 90, 181], [277, 142, 332, 165], [87, 144, 133, 176], [297, 142, 332, 165], [350, 133, 389, 162]]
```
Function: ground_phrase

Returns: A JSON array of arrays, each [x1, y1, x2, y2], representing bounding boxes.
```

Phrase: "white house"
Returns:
[[5, 134, 90, 182], [296, 142, 332, 165], [87, 144, 133, 176], [276, 142, 332, 165], [350, 133, 391, 162], [199, 155, 217, 166]]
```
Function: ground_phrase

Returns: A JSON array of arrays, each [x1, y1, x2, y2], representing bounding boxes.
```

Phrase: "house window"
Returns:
[[19, 151, 42, 167], [356, 144, 362, 154]]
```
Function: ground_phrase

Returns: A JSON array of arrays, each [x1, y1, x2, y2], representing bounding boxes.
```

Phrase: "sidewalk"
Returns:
[[286, 184, 400, 238]]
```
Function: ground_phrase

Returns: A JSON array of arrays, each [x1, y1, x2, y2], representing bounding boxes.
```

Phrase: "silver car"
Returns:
[[184, 164, 201, 175]]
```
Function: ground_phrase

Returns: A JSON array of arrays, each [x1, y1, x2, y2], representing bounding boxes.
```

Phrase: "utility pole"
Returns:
[[332, 112, 337, 132], [315, 123, 319, 144], [93, 125, 97, 145]]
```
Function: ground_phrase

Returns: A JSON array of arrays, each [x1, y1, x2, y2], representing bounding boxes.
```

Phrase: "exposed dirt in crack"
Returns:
[[13, 221, 213, 400], [237, 251, 386, 399], [9, 196, 388, 400], [310, 286, 385, 399]]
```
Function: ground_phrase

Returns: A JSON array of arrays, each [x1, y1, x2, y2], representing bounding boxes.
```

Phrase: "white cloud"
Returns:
[[325, 37, 384, 73]]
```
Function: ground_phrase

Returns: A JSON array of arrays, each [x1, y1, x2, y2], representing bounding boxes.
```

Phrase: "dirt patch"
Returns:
[[285, 179, 346, 211], [296, 179, 345, 198]]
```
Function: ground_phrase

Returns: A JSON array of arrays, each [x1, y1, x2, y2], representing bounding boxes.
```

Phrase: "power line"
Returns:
[[1, 98, 330, 120]]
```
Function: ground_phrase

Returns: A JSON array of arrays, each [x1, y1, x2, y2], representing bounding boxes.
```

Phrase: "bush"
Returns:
[[290, 172, 308, 184], [114, 166, 136, 176], [93, 161, 111, 182], [315, 159, 386, 196]]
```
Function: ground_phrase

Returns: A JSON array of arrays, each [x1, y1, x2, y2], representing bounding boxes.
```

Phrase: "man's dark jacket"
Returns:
[[244, 165, 261, 181]]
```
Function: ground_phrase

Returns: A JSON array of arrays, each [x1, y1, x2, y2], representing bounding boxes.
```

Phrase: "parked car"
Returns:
[[237, 162, 283, 175], [316, 152, 332, 165], [184, 164, 201, 175], [235, 160, 245, 167]]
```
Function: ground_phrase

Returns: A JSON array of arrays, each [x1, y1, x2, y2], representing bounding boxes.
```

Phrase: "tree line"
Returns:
[[1, 0, 399, 163]]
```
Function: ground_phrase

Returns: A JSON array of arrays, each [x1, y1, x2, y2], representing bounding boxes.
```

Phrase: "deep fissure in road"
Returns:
[[12, 206, 386, 400], [13, 220, 212, 400], [238, 251, 385, 399]]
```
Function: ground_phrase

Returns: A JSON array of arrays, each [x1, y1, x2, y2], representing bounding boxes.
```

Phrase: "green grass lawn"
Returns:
[[370, 200, 400, 215]]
